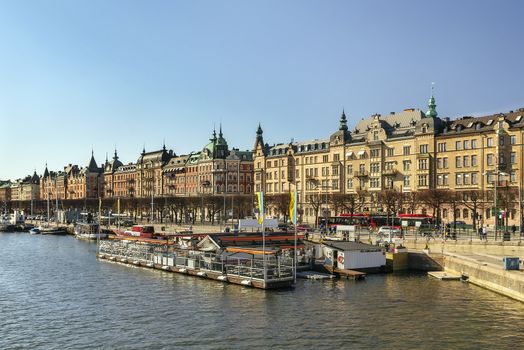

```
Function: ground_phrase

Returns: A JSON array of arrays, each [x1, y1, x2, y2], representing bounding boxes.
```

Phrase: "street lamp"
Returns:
[[484, 170, 508, 240]]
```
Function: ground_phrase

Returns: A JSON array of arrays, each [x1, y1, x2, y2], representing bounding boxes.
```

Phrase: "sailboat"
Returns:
[[33, 190, 67, 235]]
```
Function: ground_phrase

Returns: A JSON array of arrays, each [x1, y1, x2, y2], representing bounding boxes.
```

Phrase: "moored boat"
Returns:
[[40, 226, 68, 235], [74, 222, 108, 240], [118, 225, 156, 238], [29, 227, 41, 235]]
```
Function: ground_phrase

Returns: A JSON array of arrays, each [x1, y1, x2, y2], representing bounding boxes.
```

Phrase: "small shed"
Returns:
[[322, 241, 386, 271]]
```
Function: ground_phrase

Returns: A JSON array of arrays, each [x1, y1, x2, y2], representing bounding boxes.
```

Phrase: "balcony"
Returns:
[[382, 168, 397, 176], [354, 170, 369, 178]]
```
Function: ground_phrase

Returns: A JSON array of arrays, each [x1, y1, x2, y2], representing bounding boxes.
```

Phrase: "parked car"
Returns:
[[296, 224, 313, 232], [378, 226, 401, 236]]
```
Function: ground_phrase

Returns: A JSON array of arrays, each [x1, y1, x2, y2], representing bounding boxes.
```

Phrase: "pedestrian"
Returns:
[[511, 224, 516, 236], [482, 225, 488, 241], [477, 226, 482, 240]]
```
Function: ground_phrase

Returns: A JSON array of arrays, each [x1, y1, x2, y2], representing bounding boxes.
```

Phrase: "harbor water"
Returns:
[[1, 232, 524, 349]]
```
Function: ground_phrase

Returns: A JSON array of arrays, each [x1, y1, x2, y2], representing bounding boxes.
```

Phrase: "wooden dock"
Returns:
[[323, 265, 366, 280]]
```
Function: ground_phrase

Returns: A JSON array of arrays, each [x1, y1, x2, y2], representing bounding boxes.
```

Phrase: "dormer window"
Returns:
[[467, 122, 474, 128], [486, 119, 493, 126], [516, 115, 523, 122]]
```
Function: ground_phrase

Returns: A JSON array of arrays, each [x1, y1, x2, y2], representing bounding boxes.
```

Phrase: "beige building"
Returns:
[[254, 96, 524, 228]]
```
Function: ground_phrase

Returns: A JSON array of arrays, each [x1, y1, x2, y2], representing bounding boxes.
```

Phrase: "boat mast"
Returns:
[[55, 181, 58, 226]]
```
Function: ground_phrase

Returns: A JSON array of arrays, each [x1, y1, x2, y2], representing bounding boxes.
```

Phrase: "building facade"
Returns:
[[254, 97, 524, 227]]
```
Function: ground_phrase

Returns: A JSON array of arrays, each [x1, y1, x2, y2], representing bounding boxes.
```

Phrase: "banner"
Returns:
[[289, 191, 297, 224], [256, 192, 264, 225]]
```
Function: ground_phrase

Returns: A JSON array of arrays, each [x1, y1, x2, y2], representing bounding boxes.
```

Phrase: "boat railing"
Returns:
[[98, 240, 295, 282]]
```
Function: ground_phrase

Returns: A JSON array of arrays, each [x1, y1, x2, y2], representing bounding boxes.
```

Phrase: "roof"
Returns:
[[323, 241, 383, 252], [442, 109, 524, 136], [137, 147, 172, 164]]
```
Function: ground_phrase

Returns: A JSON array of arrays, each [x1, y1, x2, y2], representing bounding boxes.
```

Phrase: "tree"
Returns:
[[419, 189, 449, 226], [378, 189, 401, 226], [266, 193, 291, 222], [402, 191, 420, 214], [459, 189, 485, 231], [306, 192, 323, 227], [203, 196, 222, 224]]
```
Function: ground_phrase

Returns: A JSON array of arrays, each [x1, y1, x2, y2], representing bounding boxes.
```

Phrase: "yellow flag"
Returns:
[[256, 192, 264, 225], [289, 191, 297, 224]]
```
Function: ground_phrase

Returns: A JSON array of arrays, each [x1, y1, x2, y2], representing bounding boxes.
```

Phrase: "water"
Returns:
[[1, 233, 524, 350]]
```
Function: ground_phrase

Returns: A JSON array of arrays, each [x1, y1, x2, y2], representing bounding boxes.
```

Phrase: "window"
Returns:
[[471, 155, 478, 166], [274, 160, 278, 167], [359, 164, 365, 173], [499, 136, 504, 146], [510, 171, 516, 183], [323, 155, 329, 163], [418, 175, 428, 187], [437, 158, 442, 169], [404, 176, 411, 187], [463, 209, 469, 219], [347, 164, 353, 174], [332, 180, 339, 190], [418, 159, 428, 170], [385, 177, 394, 189], [371, 149, 380, 158], [471, 173, 478, 185], [510, 135, 516, 145], [464, 173, 470, 185], [387, 148, 394, 156], [487, 138, 493, 147], [347, 178, 353, 188], [359, 178, 366, 189], [463, 156, 469, 167], [464, 140, 470, 149], [443, 157, 448, 169], [419, 144, 428, 154], [487, 154, 494, 165], [370, 177, 380, 188], [499, 154, 505, 164], [373, 131, 379, 141], [437, 174, 443, 186], [403, 146, 411, 155], [334, 154, 340, 161], [332, 165, 339, 176], [403, 160, 411, 171], [443, 174, 449, 186], [471, 139, 478, 149], [456, 174, 462, 185], [455, 141, 462, 150], [370, 163, 380, 173], [437, 143, 446, 152], [510, 152, 516, 164], [455, 156, 462, 168], [385, 162, 395, 170]]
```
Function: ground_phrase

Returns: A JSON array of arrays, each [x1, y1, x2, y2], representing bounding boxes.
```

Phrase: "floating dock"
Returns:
[[323, 265, 366, 280], [427, 271, 462, 281], [96, 238, 295, 290]]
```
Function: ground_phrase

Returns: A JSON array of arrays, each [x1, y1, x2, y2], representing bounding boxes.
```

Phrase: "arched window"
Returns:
[[463, 208, 469, 219], [455, 209, 461, 218]]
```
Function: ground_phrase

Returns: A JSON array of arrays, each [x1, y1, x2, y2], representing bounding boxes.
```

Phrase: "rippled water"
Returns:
[[1, 232, 524, 349]]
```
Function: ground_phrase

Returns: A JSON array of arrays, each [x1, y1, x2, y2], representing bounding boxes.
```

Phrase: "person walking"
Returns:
[[482, 225, 488, 241], [511, 224, 517, 236]]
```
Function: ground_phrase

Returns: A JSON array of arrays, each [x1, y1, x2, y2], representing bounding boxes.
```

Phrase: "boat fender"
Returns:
[[338, 255, 344, 264]]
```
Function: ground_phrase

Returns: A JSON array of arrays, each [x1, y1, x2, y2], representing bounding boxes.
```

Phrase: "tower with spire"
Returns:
[[330, 109, 351, 144], [425, 83, 438, 118]]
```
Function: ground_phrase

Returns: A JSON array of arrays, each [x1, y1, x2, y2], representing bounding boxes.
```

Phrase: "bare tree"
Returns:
[[402, 191, 420, 214], [459, 189, 485, 231], [378, 189, 401, 226], [266, 193, 291, 222], [306, 192, 323, 227], [419, 189, 449, 226]]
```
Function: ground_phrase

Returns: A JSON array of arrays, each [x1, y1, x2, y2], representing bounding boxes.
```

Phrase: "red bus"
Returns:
[[320, 213, 435, 230]]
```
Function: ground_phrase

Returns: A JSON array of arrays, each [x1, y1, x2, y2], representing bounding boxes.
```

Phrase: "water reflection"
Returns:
[[1, 232, 524, 349]]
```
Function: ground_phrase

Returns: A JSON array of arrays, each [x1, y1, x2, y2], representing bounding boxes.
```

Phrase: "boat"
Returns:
[[29, 227, 41, 235], [118, 225, 156, 238], [74, 222, 108, 240], [40, 226, 68, 235]]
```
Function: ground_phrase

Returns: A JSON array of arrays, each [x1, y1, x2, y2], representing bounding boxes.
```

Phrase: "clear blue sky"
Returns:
[[1, 0, 523, 180]]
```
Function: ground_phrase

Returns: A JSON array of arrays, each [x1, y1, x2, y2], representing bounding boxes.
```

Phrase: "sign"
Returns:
[[238, 218, 278, 229]]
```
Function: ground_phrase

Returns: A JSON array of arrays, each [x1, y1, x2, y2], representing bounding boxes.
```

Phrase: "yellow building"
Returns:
[[254, 96, 524, 228]]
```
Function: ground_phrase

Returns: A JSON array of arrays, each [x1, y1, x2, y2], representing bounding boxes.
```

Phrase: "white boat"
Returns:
[[29, 227, 41, 235], [74, 222, 108, 240]]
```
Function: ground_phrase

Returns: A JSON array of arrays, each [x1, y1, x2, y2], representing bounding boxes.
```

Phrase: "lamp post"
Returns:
[[484, 171, 507, 240]]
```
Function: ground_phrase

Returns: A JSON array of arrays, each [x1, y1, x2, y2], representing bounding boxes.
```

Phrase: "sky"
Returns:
[[1, 0, 523, 180]]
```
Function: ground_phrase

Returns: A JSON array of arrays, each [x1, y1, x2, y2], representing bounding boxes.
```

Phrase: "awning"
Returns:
[[357, 150, 365, 156], [346, 151, 353, 157]]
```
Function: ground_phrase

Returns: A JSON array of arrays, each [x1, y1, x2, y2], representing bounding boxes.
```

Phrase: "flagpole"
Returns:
[[293, 191, 297, 284], [261, 193, 266, 282]]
